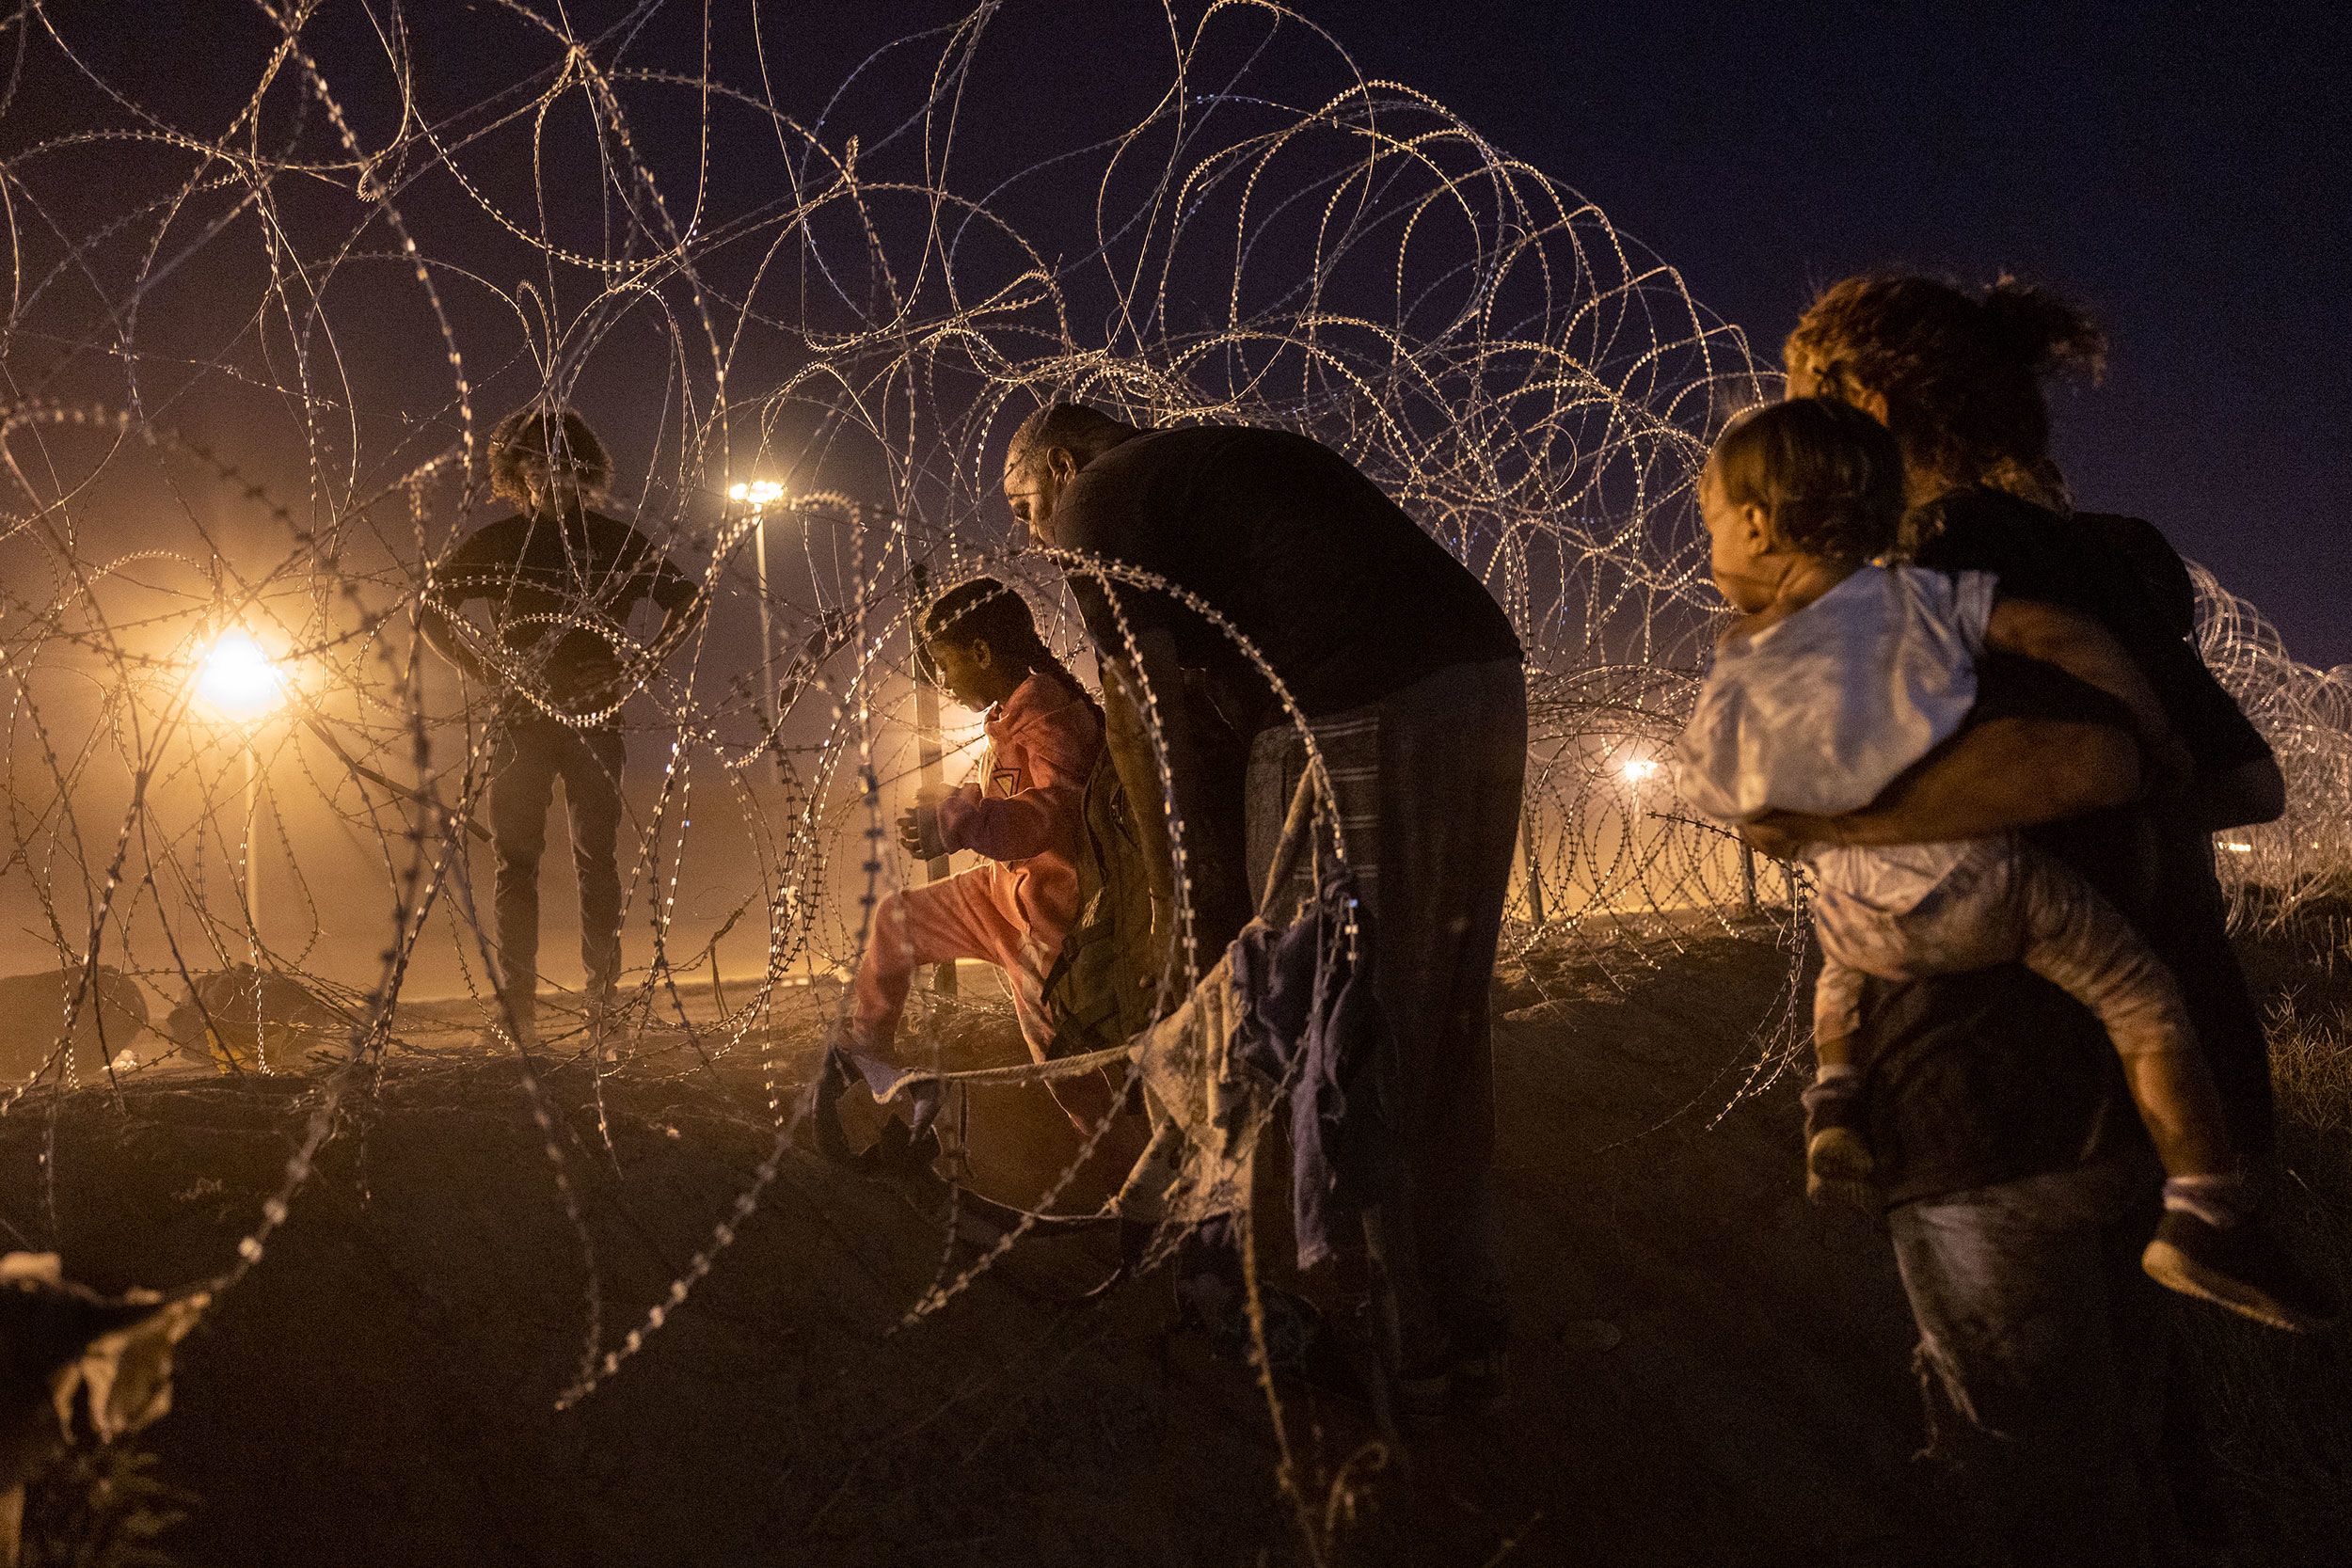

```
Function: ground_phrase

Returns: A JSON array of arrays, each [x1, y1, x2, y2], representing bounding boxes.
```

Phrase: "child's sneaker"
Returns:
[[1802, 1074, 1878, 1210], [2142, 1210, 2339, 1333]]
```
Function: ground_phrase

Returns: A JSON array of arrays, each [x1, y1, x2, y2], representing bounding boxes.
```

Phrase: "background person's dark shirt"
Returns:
[[1860, 489, 2278, 1203], [1915, 490, 2269, 780], [435, 508, 697, 720], [1050, 425, 1521, 725], [2072, 509, 2280, 1159]]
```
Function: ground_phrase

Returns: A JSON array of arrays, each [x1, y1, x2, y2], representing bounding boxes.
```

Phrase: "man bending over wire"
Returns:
[[1005, 403, 1526, 1410]]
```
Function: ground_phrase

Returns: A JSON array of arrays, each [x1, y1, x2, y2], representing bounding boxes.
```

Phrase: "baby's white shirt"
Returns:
[[1674, 564, 1997, 823]]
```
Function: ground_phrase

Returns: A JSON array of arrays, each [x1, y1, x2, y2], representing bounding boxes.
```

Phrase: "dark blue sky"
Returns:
[[27, 2, 2347, 662], [1335, 0, 2352, 666]]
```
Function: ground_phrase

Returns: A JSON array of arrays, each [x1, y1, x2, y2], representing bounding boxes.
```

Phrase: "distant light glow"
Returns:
[[1620, 756, 1661, 784], [193, 630, 287, 721], [2222, 841, 2253, 853], [730, 479, 784, 507]]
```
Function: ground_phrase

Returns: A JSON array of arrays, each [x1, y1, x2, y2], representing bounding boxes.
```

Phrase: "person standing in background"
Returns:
[[421, 405, 702, 1046], [1748, 275, 2310, 1564]]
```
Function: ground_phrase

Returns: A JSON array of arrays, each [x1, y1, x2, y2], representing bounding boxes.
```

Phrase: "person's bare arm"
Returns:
[[418, 535, 489, 680], [1984, 597, 2185, 779], [1098, 626, 1219, 999], [1099, 629, 1188, 919], [647, 571, 707, 661], [1990, 596, 2290, 831], [1740, 717, 2142, 858]]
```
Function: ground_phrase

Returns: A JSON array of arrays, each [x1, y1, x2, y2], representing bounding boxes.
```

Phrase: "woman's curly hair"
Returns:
[[1783, 275, 2106, 511], [486, 405, 612, 508]]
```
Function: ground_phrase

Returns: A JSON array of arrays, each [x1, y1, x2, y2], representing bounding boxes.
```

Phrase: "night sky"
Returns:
[[1, 6, 2344, 1018], [30, 2, 2347, 663], [1334, 0, 2352, 667]]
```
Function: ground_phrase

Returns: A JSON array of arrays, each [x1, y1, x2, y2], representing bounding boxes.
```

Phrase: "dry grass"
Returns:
[[2180, 927, 2352, 1566], [20, 1440, 191, 1568]]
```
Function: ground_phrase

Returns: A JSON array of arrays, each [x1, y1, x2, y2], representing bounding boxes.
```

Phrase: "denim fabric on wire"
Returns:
[[1229, 869, 1391, 1269]]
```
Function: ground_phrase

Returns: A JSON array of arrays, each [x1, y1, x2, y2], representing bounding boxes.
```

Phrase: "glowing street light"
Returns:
[[189, 627, 292, 966], [729, 480, 789, 783], [1618, 753, 1661, 875], [193, 629, 288, 723]]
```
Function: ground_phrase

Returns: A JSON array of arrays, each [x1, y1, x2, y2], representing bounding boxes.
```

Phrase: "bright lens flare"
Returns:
[[728, 479, 785, 506], [1619, 756, 1661, 784], [193, 630, 287, 721]]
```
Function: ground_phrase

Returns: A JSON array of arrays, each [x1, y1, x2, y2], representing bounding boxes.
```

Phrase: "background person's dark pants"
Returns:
[[1888, 1152, 2181, 1567], [489, 717, 628, 1014]]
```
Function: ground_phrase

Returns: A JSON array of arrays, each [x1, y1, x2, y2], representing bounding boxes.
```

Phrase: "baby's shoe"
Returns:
[[2143, 1200, 2339, 1334], [1802, 1074, 1878, 1211]]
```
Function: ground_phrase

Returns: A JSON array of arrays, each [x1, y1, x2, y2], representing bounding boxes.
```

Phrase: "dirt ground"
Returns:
[[3, 929, 2341, 1566]]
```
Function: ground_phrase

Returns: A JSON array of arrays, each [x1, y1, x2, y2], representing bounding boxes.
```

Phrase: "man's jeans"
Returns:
[[1888, 1153, 2182, 1567], [489, 717, 627, 1012]]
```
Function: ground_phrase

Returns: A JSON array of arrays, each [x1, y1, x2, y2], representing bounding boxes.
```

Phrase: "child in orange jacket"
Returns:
[[852, 578, 1109, 1117]]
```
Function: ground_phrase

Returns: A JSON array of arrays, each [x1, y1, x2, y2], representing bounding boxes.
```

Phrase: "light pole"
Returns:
[[1620, 755, 1660, 894], [191, 628, 290, 961], [724, 479, 790, 1021], [728, 479, 787, 781]]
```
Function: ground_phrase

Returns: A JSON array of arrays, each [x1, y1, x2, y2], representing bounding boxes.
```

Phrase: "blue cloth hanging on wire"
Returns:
[[1229, 866, 1391, 1269]]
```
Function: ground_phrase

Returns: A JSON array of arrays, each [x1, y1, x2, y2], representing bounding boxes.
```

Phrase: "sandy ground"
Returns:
[[1, 929, 2329, 1566]]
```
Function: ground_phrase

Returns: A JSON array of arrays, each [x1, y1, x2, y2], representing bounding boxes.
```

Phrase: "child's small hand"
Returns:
[[895, 787, 953, 861]]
